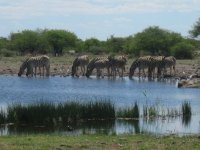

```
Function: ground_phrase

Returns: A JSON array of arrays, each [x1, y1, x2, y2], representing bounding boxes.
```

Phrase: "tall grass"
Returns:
[[117, 102, 139, 118], [0, 100, 192, 127], [143, 105, 159, 118], [0, 108, 6, 124], [182, 101, 192, 116], [181, 101, 192, 126], [5, 100, 115, 126]]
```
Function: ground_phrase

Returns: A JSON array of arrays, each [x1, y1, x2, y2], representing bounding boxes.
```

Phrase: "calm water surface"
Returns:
[[0, 75, 200, 135]]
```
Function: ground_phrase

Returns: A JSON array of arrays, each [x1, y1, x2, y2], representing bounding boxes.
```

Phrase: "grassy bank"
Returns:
[[0, 134, 200, 150]]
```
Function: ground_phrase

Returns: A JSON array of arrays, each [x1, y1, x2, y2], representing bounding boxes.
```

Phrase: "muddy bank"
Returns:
[[0, 57, 199, 80], [178, 78, 200, 88]]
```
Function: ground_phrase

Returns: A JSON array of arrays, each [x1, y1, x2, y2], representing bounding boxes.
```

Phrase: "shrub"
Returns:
[[0, 48, 16, 57], [170, 42, 194, 59], [88, 46, 105, 55]]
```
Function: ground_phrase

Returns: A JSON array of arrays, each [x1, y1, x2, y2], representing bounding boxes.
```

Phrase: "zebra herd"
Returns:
[[18, 55, 176, 78], [72, 55, 176, 78]]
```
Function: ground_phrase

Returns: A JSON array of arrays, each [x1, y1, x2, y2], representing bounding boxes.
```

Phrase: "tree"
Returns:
[[45, 30, 77, 56], [10, 30, 49, 54], [170, 42, 194, 59], [189, 18, 200, 38], [106, 35, 125, 53], [83, 38, 100, 51], [130, 26, 183, 56]]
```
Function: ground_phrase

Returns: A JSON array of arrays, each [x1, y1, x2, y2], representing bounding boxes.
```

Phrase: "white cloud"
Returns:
[[0, 0, 200, 20]]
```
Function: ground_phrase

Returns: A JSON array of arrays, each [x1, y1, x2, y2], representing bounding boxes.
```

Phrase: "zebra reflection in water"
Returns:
[[18, 55, 50, 77]]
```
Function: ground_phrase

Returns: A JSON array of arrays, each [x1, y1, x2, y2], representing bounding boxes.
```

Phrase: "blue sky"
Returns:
[[0, 0, 200, 40]]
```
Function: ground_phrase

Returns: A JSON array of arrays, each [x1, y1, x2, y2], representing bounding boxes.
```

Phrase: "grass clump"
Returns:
[[143, 105, 159, 118], [181, 101, 192, 126], [0, 108, 6, 124], [117, 102, 139, 118]]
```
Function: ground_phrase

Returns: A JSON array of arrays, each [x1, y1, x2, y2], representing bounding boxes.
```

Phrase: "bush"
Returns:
[[170, 42, 194, 59], [0, 48, 16, 57], [88, 46, 105, 55]]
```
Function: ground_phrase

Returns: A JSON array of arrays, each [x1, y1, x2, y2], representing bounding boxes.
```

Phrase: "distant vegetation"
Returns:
[[0, 18, 200, 59]]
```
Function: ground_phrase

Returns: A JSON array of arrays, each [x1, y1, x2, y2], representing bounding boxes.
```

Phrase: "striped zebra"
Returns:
[[18, 55, 50, 77], [86, 57, 111, 78], [162, 56, 176, 76], [129, 56, 152, 78], [71, 55, 89, 77], [149, 56, 165, 78], [108, 55, 127, 77]]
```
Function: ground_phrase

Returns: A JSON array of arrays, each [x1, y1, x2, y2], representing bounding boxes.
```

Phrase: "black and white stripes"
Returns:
[[18, 55, 50, 77]]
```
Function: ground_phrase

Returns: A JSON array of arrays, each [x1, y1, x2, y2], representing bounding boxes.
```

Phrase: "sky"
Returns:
[[0, 0, 200, 40]]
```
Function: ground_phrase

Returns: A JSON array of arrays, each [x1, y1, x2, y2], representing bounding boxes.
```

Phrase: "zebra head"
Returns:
[[86, 58, 98, 77], [18, 58, 29, 76], [129, 59, 138, 78], [71, 58, 79, 77]]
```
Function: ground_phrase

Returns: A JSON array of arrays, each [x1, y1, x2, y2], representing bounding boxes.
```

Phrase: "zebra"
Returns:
[[129, 56, 152, 78], [162, 56, 176, 76], [149, 56, 165, 78], [108, 55, 127, 77], [18, 55, 50, 77], [71, 55, 89, 77], [86, 57, 111, 78]]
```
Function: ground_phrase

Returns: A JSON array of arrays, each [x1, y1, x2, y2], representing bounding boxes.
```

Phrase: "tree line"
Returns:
[[0, 18, 200, 59]]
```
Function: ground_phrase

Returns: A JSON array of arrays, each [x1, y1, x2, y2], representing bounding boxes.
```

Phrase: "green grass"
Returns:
[[117, 102, 139, 118], [0, 134, 200, 150]]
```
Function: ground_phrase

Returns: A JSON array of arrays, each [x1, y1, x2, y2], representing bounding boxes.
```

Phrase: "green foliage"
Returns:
[[131, 26, 183, 56], [182, 101, 192, 116], [0, 48, 16, 57], [0, 109, 6, 124], [83, 38, 101, 51], [106, 35, 125, 53], [10, 30, 49, 54], [189, 17, 200, 38], [45, 29, 77, 56], [117, 102, 139, 118], [181, 101, 192, 126], [0, 26, 198, 56], [170, 42, 195, 59], [5, 100, 115, 126]]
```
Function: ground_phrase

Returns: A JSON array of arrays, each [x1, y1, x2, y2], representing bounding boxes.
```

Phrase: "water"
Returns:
[[0, 75, 200, 135]]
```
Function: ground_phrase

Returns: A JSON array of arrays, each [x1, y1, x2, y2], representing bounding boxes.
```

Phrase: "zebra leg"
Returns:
[[143, 68, 146, 77], [83, 66, 86, 76], [34, 67, 37, 76], [39, 67, 41, 76], [31, 67, 34, 77], [81, 66, 84, 76], [96, 69, 100, 77], [42, 66, 45, 76], [139, 68, 141, 78]]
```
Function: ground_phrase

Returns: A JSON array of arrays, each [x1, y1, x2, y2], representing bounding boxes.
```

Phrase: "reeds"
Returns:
[[116, 102, 139, 118], [5, 100, 115, 126], [181, 101, 192, 126], [0, 108, 6, 124], [0, 100, 192, 127]]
